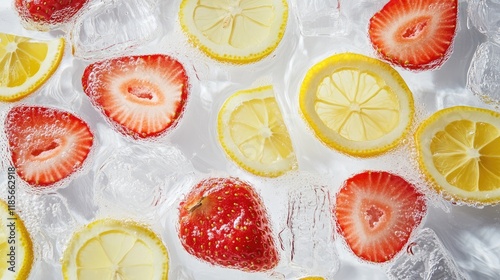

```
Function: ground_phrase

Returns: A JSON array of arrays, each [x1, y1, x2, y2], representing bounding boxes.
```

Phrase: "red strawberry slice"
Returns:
[[368, 0, 458, 71], [82, 54, 189, 139], [4, 106, 94, 187], [15, 0, 89, 27], [335, 171, 427, 263], [178, 177, 279, 272]]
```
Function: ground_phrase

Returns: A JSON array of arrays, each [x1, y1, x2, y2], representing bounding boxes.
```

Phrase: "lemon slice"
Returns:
[[0, 33, 64, 102], [299, 53, 414, 157], [179, 0, 288, 64], [217, 85, 297, 177], [0, 199, 34, 280], [299, 277, 325, 280], [62, 219, 169, 280], [415, 106, 500, 205]]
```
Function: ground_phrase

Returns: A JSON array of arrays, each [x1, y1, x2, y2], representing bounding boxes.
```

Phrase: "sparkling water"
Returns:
[[0, 0, 499, 279]]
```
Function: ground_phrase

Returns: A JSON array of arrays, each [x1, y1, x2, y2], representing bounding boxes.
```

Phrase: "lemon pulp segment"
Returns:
[[0, 200, 34, 280], [416, 106, 500, 204], [62, 219, 169, 280], [299, 53, 414, 157], [218, 85, 297, 177], [0, 33, 64, 101], [179, 0, 288, 63]]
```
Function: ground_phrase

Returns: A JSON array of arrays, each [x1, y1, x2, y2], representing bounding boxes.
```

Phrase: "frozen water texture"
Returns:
[[94, 143, 195, 219], [69, 0, 161, 60], [466, 41, 500, 107], [387, 228, 468, 280], [291, 0, 347, 36], [15, 191, 76, 272], [468, 0, 500, 43], [279, 185, 339, 279]]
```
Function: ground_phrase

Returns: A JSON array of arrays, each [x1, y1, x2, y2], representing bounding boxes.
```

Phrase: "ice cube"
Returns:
[[386, 228, 468, 280], [291, 0, 347, 37], [467, 0, 500, 43], [466, 41, 500, 107], [69, 0, 161, 60], [279, 185, 339, 279], [16, 192, 77, 262], [94, 143, 195, 219]]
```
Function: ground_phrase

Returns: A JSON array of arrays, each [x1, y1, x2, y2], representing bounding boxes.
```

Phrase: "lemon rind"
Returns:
[[299, 52, 414, 157], [0, 200, 34, 280], [178, 0, 289, 64], [217, 85, 297, 177], [0, 34, 65, 102], [61, 219, 169, 280], [415, 106, 500, 205]]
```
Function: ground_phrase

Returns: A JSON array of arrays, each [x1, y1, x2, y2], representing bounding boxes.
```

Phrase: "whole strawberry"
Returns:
[[15, 0, 89, 30], [178, 177, 279, 272]]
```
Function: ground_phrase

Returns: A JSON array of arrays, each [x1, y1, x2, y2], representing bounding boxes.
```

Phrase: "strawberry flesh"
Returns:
[[368, 0, 458, 70], [82, 54, 189, 139], [178, 177, 279, 272], [335, 171, 427, 263], [15, 0, 89, 26], [4, 106, 94, 187]]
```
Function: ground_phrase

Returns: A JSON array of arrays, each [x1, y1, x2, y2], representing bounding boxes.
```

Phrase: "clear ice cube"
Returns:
[[279, 185, 339, 279], [16, 192, 76, 262], [466, 41, 500, 107], [386, 228, 468, 280], [291, 0, 347, 36], [94, 143, 194, 219], [69, 0, 161, 60], [468, 0, 500, 43]]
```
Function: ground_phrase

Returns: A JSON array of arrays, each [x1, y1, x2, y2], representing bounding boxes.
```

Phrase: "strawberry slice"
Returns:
[[335, 171, 427, 263], [368, 0, 458, 71], [4, 106, 94, 187], [82, 54, 189, 139], [178, 177, 280, 272]]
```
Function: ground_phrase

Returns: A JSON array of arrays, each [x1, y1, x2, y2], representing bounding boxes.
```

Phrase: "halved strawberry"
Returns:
[[82, 54, 189, 139], [368, 0, 458, 71], [335, 171, 427, 263], [4, 106, 94, 187], [178, 177, 279, 272]]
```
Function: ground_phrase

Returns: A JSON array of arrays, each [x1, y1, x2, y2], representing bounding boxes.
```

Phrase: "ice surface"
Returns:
[[94, 143, 195, 220], [15, 191, 76, 277], [386, 228, 468, 280], [279, 185, 339, 279], [291, 0, 347, 37], [69, 0, 161, 60], [467, 41, 500, 107], [468, 0, 500, 43]]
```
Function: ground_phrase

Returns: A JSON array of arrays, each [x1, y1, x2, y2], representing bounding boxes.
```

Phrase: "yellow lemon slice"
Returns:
[[179, 0, 288, 64], [415, 106, 500, 205], [217, 85, 297, 177], [299, 277, 325, 280], [62, 219, 169, 280], [0, 199, 34, 280], [0, 33, 64, 102], [299, 53, 414, 157]]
